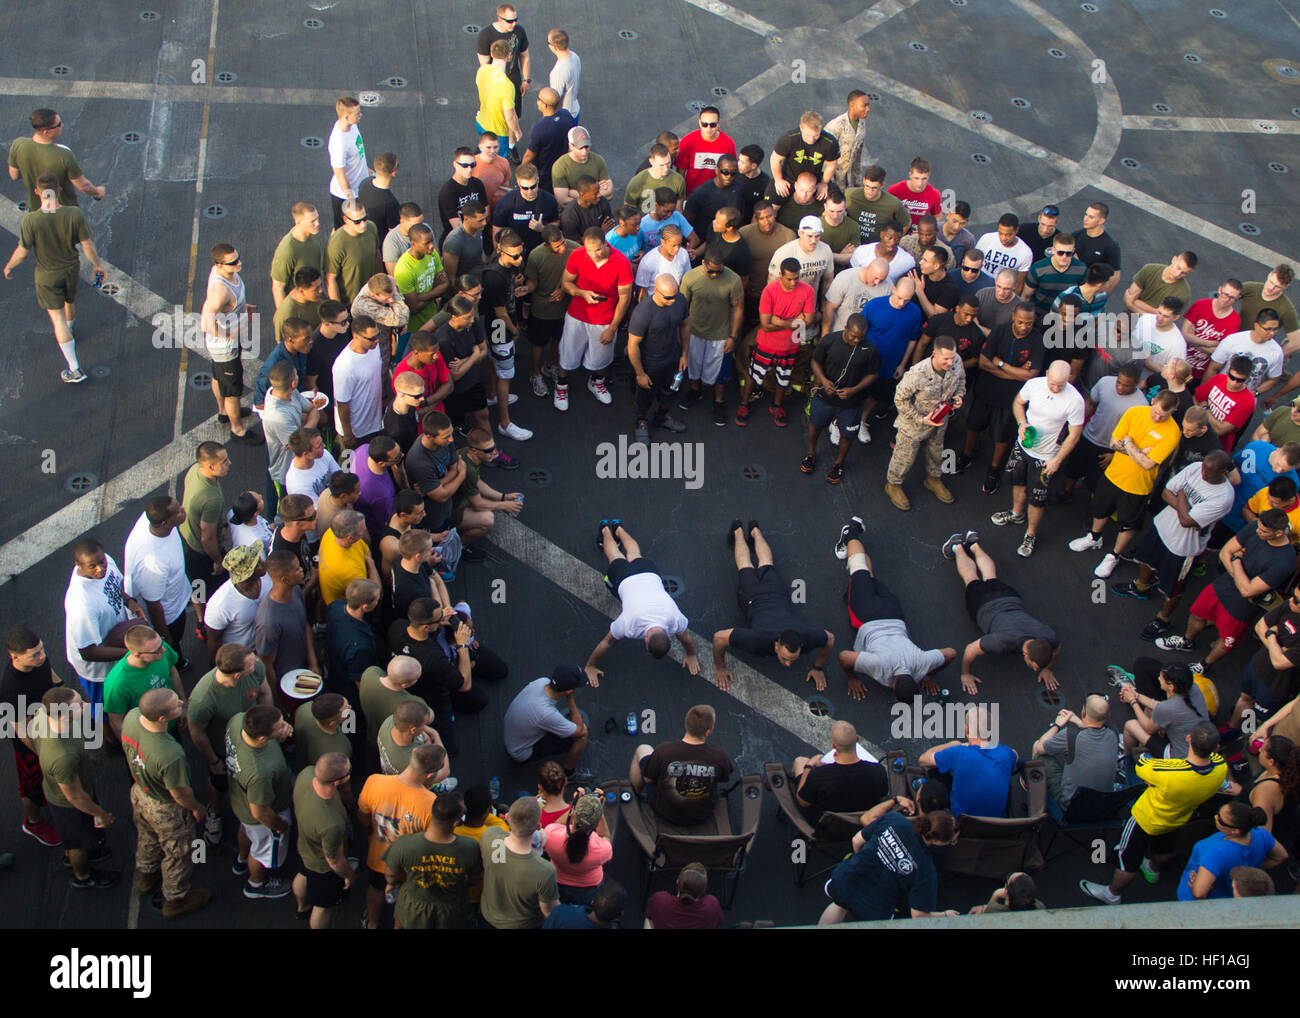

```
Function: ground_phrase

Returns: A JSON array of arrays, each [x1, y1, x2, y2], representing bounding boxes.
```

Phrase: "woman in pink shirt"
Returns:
[[543, 792, 612, 904]]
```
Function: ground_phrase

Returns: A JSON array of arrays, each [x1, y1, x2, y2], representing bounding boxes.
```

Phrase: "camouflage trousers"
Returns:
[[130, 784, 194, 901], [886, 425, 948, 485]]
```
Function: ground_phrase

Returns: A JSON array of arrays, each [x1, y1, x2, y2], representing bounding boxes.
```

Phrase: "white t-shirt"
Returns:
[[848, 242, 916, 282], [1210, 331, 1284, 394], [1154, 463, 1235, 557], [333, 344, 383, 438], [229, 513, 275, 552], [609, 572, 688, 641], [769, 239, 835, 294], [975, 232, 1033, 277], [1082, 376, 1149, 447], [825, 267, 892, 331], [634, 246, 692, 288], [285, 449, 342, 501], [549, 52, 582, 118], [123, 514, 193, 624], [63, 555, 131, 682], [204, 575, 273, 648], [327, 122, 369, 199], [1017, 376, 1085, 460], [1133, 314, 1188, 381]]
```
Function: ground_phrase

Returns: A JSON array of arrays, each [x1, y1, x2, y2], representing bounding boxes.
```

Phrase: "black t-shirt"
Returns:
[[559, 198, 613, 242], [389, 562, 435, 623], [359, 180, 401, 243], [799, 760, 889, 820], [812, 333, 881, 407], [1072, 227, 1122, 271], [435, 320, 485, 392], [1252, 605, 1300, 701], [493, 188, 560, 255], [1017, 224, 1055, 264], [683, 180, 743, 239], [0, 658, 56, 712], [627, 292, 689, 372], [386, 620, 462, 717], [383, 405, 419, 453], [405, 438, 459, 530], [1143, 380, 1195, 425], [526, 113, 574, 190], [437, 177, 489, 243], [706, 235, 753, 280], [737, 171, 772, 223], [480, 257, 520, 325], [1168, 430, 1221, 474], [306, 328, 350, 402], [922, 311, 983, 366], [976, 323, 1045, 406], [271, 527, 313, 577], [773, 130, 840, 178], [1213, 526, 1297, 621], [920, 275, 960, 319], [475, 24, 529, 84], [641, 741, 734, 826]]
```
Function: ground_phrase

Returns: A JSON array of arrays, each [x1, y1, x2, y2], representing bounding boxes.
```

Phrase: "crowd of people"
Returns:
[[4, 3, 1300, 927]]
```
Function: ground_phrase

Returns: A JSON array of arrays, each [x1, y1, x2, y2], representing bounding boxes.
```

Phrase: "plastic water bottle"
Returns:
[[489, 775, 500, 804], [384, 886, 397, 904], [938, 688, 950, 704], [1021, 425, 1037, 449], [891, 756, 906, 773], [626, 711, 637, 736], [93, 270, 105, 289], [670, 369, 684, 392]]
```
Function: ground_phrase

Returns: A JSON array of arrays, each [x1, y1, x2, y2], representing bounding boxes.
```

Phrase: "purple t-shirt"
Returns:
[[354, 444, 396, 538]]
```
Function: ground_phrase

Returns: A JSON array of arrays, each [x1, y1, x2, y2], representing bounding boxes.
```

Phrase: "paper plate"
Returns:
[[302, 389, 330, 410], [280, 668, 323, 699]]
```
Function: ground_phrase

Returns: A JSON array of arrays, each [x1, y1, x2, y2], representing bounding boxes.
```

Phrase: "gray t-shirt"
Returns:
[[253, 588, 309, 677], [503, 678, 576, 762], [262, 390, 310, 484], [1041, 724, 1119, 806], [977, 597, 1058, 655], [1082, 376, 1149, 448], [382, 226, 411, 266], [442, 228, 485, 278], [825, 268, 892, 332], [975, 287, 1026, 331], [851, 619, 946, 688], [1151, 685, 1208, 759]]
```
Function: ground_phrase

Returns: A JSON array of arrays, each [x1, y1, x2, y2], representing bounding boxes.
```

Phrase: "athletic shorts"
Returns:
[[846, 571, 905, 629], [527, 730, 576, 760], [1239, 661, 1282, 713], [240, 809, 292, 868], [367, 867, 387, 890], [34, 267, 78, 311], [14, 742, 44, 804], [488, 340, 516, 380], [737, 564, 785, 616], [183, 541, 216, 602], [749, 346, 798, 390], [687, 335, 728, 385], [529, 316, 564, 346], [1114, 813, 1176, 873], [559, 315, 615, 373], [605, 556, 660, 597], [301, 866, 348, 909], [1133, 529, 1195, 600], [1065, 437, 1108, 483], [1006, 443, 1063, 507], [809, 396, 862, 434], [965, 396, 1017, 444], [48, 801, 105, 853], [443, 385, 488, 425], [964, 578, 1021, 624], [211, 356, 245, 399], [1189, 585, 1249, 650], [1089, 476, 1148, 531]]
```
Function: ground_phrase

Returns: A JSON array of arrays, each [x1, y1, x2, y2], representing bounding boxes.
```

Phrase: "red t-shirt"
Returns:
[[757, 279, 816, 354], [1183, 298, 1241, 379], [564, 247, 632, 326], [1194, 373, 1256, 450], [675, 129, 738, 194], [392, 350, 451, 409], [887, 181, 942, 224]]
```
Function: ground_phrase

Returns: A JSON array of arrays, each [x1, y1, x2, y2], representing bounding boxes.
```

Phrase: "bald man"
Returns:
[[990, 360, 1085, 558], [791, 720, 889, 822], [519, 87, 574, 193], [627, 273, 690, 444], [1032, 695, 1120, 810], [358, 654, 429, 751]]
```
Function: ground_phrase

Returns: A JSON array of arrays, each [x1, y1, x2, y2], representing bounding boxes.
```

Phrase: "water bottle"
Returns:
[[938, 688, 950, 704], [626, 711, 637, 736], [93, 270, 105, 289], [384, 886, 397, 904], [489, 775, 500, 804], [606, 790, 617, 806], [891, 756, 906, 773], [670, 369, 684, 392]]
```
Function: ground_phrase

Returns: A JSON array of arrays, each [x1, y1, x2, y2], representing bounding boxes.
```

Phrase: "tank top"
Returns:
[[206, 266, 248, 362]]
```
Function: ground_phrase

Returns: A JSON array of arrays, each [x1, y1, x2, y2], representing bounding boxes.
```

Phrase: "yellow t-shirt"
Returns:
[[1245, 489, 1300, 545], [318, 529, 369, 606], [454, 813, 509, 903], [475, 65, 515, 137], [1104, 406, 1180, 495], [1130, 754, 1226, 835]]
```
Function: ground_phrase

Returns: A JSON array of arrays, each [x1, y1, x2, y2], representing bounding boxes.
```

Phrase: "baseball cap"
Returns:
[[568, 126, 591, 147], [549, 664, 588, 692], [223, 541, 264, 583], [798, 215, 824, 234]]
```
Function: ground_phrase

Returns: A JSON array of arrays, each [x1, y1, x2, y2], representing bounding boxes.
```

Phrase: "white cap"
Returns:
[[798, 215, 824, 233]]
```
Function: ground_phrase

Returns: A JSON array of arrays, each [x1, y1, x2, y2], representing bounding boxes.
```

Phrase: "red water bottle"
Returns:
[[928, 399, 954, 424]]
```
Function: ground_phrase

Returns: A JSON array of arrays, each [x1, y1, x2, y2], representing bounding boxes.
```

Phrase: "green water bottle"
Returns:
[[1021, 424, 1037, 449]]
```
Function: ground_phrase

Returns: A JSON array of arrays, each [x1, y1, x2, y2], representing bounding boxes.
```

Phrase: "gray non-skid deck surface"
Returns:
[[0, 0, 1296, 928]]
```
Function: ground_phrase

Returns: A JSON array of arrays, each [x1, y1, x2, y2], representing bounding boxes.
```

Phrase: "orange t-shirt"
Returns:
[[358, 773, 434, 872]]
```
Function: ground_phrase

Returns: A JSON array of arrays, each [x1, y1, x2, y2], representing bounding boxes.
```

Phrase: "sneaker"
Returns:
[[553, 382, 569, 412], [800, 453, 817, 474], [1190, 560, 1207, 578], [21, 818, 61, 847], [1155, 634, 1195, 652], [599, 520, 611, 549], [634, 419, 650, 444], [678, 387, 702, 411], [587, 376, 612, 405], [162, 888, 212, 919], [653, 414, 686, 433], [857, 422, 871, 444], [871, 404, 891, 422], [61, 368, 88, 384], [1140, 618, 1171, 640], [488, 450, 519, 470], [1111, 581, 1152, 601], [499, 421, 533, 441], [244, 878, 292, 900], [565, 768, 595, 785], [1094, 553, 1119, 579], [431, 777, 459, 794], [726, 518, 745, 548], [530, 374, 548, 397], [941, 532, 966, 560], [963, 530, 981, 549], [982, 469, 1002, 495], [1017, 533, 1037, 557], [955, 454, 973, 474], [712, 401, 727, 427], [734, 403, 750, 427], [1069, 534, 1105, 553], [70, 869, 120, 890], [769, 405, 789, 427], [231, 857, 249, 877], [1189, 661, 1205, 675], [827, 421, 841, 446], [826, 465, 844, 484], [541, 363, 559, 381], [834, 516, 865, 560], [203, 811, 222, 845], [461, 544, 486, 563], [1079, 879, 1120, 905], [990, 511, 1026, 526], [485, 393, 519, 407], [1139, 857, 1160, 884], [62, 844, 111, 867]]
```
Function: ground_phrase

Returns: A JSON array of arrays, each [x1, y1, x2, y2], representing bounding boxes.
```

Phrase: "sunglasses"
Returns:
[[502, 16, 517, 23], [455, 161, 475, 169], [717, 169, 735, 176], [1053, 249, 1076, 256], [574, 144, 590, 150], [519, 182, 538, 190], [221, 256, 242, 265], [472, 445, 497, 453], [1042, 205, 1060, 216], [345, 216, 366, 224], [1229, 374, 1248, 382], [700, 121, 719, 128], [961, 265, 980, 272]]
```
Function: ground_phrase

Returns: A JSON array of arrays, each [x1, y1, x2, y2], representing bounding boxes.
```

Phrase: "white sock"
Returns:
[[58, 340, 79, 371]]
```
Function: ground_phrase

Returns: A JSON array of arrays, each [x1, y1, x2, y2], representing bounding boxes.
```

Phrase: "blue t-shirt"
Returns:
[[1176, 829, 1275, 900], [541, 904, 610, 929], [605, 227, 644, 262], [953, 269, 994, 298], [1226, 441, 1297, 532], [863, 295, 923, 378], [527, 110, 575, 187], [934, 743, 1017, 818], [254, 343, 309, 406], [638, 210, 694, 249]]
